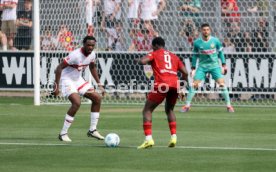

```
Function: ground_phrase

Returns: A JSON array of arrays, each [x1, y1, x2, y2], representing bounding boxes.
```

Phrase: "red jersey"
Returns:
[[147, 49, 184, 88]]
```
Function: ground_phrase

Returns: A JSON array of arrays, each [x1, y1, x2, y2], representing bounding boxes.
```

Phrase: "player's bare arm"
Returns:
[[135, 56, 151, 65], [53, 61, 68, 96], [89, 62, 105, 96]]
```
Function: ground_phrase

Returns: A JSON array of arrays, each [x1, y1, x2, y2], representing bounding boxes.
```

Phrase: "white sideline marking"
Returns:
[[0, 142, 276, 151]]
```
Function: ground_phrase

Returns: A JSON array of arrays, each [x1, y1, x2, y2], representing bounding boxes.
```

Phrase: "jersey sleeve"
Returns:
[[216, 38, 226, 65], [90, 52, 97, 64], [191, 41, 199, 68], [216, 38, 223, 52], [146, 52, 154, 61], [63, 52, 77, 65]]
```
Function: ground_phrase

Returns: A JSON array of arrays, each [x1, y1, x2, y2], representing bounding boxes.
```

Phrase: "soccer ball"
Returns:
[[104, 133, 120, 147]]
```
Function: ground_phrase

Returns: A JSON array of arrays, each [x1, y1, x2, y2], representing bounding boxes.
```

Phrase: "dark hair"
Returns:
[[152, 37, 165, 47], [83, 36, 97, 44], [201, 23, 210, 28]]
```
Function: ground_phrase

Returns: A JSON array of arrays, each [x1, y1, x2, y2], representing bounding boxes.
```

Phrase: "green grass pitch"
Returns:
[[1, 97, 276, 172]]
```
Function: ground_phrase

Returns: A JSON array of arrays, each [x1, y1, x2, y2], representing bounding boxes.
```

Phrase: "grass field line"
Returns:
[[1, 142, 276, 152]]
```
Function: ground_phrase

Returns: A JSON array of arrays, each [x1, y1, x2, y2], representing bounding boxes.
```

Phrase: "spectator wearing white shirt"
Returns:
[[86, 0, 100, 36], [101, 0, 121, 30], [140, 0, 165, 37], [0, 0, 18, 50], [128, 0, 142, 39]]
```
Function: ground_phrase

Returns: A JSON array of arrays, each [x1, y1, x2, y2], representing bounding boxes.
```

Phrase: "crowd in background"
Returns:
[[0, 0, 274, 52]]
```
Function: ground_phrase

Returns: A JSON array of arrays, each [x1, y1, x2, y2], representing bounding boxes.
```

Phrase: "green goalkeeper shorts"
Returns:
[[194, 67, 223, 81]]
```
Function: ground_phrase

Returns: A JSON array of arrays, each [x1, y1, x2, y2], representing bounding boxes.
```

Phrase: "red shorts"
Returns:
[[147, 86, 178, 105]]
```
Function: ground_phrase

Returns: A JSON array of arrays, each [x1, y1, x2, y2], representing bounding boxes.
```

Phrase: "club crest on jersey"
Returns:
[[143, 65, 153, 79], [211, 43, 215, 48]]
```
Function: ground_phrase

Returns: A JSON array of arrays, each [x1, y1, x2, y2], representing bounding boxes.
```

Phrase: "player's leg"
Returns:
[[165, 88, 178, 147], [181, 67, 205, 112], [83, 89, 105, 140], [58, 79, 81, 142], [59, 93, 81, 142], [137, 99, 159, 149], [138, 88, 164, 149], [212, 68, 234, 112]]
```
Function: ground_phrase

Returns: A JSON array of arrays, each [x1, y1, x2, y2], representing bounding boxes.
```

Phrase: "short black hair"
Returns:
[[152, 37, 165, 47], [83, 36, 97, 44], [201, 23, 210, 28]]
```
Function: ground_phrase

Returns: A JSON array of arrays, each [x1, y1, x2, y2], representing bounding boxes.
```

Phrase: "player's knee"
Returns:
[[72, 101, 81, 110], [92, 94, 102, 105]]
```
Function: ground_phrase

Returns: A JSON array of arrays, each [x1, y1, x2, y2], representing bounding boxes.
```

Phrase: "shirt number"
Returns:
[[164, 54, 172, 69]]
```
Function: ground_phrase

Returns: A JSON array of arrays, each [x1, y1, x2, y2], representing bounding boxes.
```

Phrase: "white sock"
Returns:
[[89, 112, 99, 131], [145, 135, 152, 141], [60, 114, 74, 135], [171, 134, 177, 139]]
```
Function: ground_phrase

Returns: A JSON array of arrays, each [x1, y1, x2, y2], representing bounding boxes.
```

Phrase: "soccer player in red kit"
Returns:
[[135, 37, 188, 149]]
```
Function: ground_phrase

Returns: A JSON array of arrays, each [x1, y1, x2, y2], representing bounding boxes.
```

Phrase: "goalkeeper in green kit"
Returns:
[[180, 23, 234, 113]]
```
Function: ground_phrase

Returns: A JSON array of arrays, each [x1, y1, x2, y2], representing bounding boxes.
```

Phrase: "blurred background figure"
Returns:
[[0, 0, 18, 50], [57, 24, 75, 51], [85, 0, 100, 36], [41, 26, 57, 51], [14, 0, 32, 50], [139, 0, 166, 37]]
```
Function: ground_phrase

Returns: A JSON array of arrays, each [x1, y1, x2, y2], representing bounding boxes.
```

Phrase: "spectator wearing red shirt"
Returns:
[[221, 0, 240, 25], [57, 24, 75, 51]]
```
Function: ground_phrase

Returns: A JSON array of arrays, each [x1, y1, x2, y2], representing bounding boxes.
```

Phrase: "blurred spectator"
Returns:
[[140, 0, 166, 37], [128, 0, 141, 25], [127, 0, 141, 39], [222, 37, 235, 53], [57, 24, 75, 51], [104, 22, 126, 51], [247, 0, 268, 16], [227, 22, 243, 52], [41, 27, 57, 51], [0, 30, 7, 50], [14, 0, 32, 50], [178, 0, 201, 15], [101, 0, 121, 30], [128, 29, 152, 51], [86, 0, 100, 36], [0, 0, 18, 50], [221, 0, 240, 26], [242, 31, 253, 52], [252, 18, 269, 52], [179, 19, 199, 50]]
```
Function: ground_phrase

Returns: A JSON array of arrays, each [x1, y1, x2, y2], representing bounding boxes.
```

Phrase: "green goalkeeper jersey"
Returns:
[[192, 36, 226, 69]]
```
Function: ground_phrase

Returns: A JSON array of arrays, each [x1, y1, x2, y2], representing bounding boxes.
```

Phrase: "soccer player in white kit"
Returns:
[[53, 36, 105, 142]]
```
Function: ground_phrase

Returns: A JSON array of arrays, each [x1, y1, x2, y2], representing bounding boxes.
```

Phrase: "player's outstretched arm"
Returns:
[[53, 61, 68, 96], [134, 56, 151, 65]]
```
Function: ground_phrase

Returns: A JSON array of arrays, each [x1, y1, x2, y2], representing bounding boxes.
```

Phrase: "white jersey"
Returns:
[[140, 0, 160, 20], [104, 0, 121, 20], [1, 0, 18, 21], [61, 48, 96, 81], [127, 0, 141, 19]]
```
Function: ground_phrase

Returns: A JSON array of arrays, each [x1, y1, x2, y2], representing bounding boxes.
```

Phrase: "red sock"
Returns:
[[143, 122, 152, 136], [169, 121, 176, 135]]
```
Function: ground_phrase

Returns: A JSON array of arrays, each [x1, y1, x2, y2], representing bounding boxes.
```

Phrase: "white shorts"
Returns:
[[61, 78, 93, 97]]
